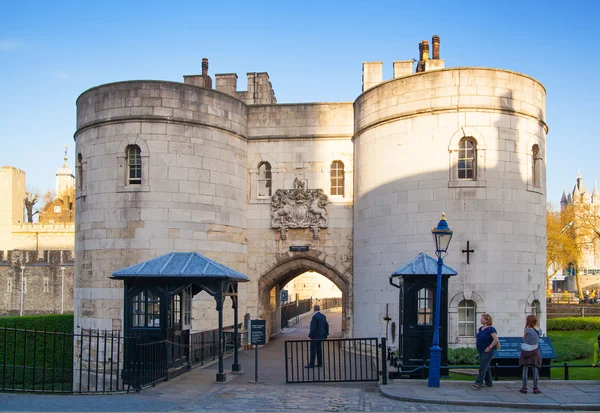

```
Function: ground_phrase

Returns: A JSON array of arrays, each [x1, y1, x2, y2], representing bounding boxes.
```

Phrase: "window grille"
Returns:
[[330, 161, 345, 196], [458, 300, 476, 336], [127, 145, 142, 185], [458, 138, 476, 180], [417, 288, 433, 325]]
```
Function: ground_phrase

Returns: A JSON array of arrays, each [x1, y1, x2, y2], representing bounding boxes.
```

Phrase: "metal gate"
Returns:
[[284, 337, 384, 383]]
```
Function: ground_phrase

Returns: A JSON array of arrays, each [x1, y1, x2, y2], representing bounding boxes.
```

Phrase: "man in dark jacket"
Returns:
[[306, 304, 329, 368]]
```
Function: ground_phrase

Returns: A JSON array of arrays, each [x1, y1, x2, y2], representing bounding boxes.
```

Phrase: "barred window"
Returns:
[[417, 288, 433, 325], [458, 138, 476, 180], [458, 300, 476, 336], [7, 278, 12, 293], [127, 145, 142, 185], [258, 162, 272, 197], [330, 160, 345, 196], [132, 290, 161, 328]]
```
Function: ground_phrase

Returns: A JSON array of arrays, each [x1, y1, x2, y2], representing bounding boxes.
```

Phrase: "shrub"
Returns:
[[448, 347, 478, 365], [547, 317, 600, 331]]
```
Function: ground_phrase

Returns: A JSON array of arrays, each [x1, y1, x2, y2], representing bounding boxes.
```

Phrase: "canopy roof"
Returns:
[[111, 252, 249, 281], [391, 252, 458, 276]]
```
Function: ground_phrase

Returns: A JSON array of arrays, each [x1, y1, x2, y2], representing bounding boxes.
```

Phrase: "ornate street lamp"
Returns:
[[428, 213, 453, 388]]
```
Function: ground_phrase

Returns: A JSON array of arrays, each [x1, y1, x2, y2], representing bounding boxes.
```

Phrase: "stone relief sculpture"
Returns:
[[271, 178, 328, 240]]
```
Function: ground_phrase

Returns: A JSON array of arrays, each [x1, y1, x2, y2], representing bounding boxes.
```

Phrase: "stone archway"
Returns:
[[258, 255, 351, 338]]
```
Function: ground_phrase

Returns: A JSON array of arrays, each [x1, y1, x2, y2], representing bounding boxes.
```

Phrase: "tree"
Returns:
[[24, 192, 39, 223], [546, 203, 581, 290]]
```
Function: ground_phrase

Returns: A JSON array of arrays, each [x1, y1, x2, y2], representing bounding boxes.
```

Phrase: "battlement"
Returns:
[[12, 223, 75, 232], [183, 58, 276, 105]]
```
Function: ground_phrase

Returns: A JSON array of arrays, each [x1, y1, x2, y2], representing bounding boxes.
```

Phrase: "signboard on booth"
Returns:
[[249, 319, 266, 345], [281, 289, 288, 303]]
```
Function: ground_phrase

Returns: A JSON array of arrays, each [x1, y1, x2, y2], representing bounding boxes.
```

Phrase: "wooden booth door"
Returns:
[[167, 288, 190, 372], [402, 281, 437, 365]]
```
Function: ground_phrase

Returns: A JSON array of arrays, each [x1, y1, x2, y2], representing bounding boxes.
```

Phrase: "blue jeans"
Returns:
[[475, 349, 496, 386]]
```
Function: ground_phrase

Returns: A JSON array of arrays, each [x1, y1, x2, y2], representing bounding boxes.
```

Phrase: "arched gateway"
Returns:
[[258, 256, 351, 337]]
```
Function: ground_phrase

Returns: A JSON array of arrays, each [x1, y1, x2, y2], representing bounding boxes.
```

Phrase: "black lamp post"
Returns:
[[428, 213, 453, 387]]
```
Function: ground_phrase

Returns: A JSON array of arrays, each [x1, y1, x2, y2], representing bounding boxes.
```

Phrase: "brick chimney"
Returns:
[[183, 57, 213, 89], [432, 35, 440, 59], [416, 40, 429, 73]]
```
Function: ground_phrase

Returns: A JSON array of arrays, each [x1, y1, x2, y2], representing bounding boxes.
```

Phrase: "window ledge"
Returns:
[[527, 185, 544, 195], [449, 180, 487, 188], [117, 185, 150, 193]]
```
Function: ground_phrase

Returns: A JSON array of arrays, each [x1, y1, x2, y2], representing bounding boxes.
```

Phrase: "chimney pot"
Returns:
[[202, 58, 209, 76], [432, 35, 440, 59]]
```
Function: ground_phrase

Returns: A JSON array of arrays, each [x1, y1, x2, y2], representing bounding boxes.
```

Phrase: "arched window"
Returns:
[[458, 138, 476, 180], [417, 288, 433, 325], [132, 289, 161, 328], [532, 144, 541, 188], [127, 145, 142, 185], [458, 300, 476, 337], [330, 160, 345, 196], [258, 162, 272, 197], [530, 299, 541, 316], [76, 153, 84, 192]]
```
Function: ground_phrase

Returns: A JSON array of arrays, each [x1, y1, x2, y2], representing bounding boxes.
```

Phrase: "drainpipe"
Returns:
[[60, 266, 66, 314], [20, 266, 25, 316]]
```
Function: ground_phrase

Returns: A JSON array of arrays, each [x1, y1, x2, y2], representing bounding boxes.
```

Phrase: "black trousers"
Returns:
[[309, 340, 323, 366]]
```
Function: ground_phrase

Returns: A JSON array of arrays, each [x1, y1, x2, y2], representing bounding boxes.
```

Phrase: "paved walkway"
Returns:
[[1, 309, 599, 411], [381, 380, 600, 410]]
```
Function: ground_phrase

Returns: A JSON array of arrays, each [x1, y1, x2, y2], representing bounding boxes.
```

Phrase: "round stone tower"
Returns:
[[74, 80, 248, 332], [353, 68, 547, 344]]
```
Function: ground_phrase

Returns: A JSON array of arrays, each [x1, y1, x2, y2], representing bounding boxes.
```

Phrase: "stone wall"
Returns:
[[75, 81, 249, 333], [0, 249, 74, 316], [353, 68, 547, 345]]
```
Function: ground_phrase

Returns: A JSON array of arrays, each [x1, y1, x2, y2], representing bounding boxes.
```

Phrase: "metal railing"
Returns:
[[385, 357, 597, 381], [0, 326, 135, 393], [285, 337, 380, 383], [0, 324, 244, 394]]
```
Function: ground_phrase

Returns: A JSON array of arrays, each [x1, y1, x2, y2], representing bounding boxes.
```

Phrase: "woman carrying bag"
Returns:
[[473, 313, 499, 389], [519, 314, 542, 394]]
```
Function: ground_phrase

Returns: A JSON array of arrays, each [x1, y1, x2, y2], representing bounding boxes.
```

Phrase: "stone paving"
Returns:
[[0, 310, 591, 411]]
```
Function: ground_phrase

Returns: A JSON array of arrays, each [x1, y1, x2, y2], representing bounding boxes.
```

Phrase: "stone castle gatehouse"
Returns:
[[74, 37, 547, 350]]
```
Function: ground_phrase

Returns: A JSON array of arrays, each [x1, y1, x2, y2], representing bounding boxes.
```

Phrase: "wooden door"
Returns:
[[402, 280, 436, 365]]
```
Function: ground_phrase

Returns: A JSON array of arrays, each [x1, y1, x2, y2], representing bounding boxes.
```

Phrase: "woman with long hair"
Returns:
[[519, 314, 542, 394], [473, 313, 499, 389]]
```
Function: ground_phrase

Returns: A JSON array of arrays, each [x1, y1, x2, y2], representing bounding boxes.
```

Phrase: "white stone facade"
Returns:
[[75, 52, 547, 348]]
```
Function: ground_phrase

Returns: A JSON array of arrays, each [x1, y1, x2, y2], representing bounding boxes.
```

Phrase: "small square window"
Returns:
[[54, 206, 62, 213]]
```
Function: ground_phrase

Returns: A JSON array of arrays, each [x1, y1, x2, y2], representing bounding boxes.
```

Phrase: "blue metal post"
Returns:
[[428, 255, 443, 387]]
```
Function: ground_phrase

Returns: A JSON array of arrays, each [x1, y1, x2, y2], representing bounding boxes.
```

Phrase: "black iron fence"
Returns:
[[285, 337, 380, 383], [0, 324, 241, 393]]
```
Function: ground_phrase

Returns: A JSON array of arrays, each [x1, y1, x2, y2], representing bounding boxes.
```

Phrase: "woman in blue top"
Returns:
[[473, 313, 499, 389]]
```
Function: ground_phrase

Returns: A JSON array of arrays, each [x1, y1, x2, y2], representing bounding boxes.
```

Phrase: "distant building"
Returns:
[[0, 151, 75, 315], [560, 172, 600, 291]]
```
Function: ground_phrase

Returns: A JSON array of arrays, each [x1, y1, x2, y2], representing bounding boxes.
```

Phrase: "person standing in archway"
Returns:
[[305, 304, 329, 368]]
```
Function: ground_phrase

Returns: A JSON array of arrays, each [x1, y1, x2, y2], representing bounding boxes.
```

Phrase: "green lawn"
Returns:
[[548, 330, 600, 380]]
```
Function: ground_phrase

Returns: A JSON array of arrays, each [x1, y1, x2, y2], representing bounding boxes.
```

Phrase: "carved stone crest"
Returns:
[[271, 178, 328, 240]]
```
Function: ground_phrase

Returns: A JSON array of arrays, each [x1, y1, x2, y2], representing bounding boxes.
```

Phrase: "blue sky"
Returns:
[[1, 0, 598, 205]]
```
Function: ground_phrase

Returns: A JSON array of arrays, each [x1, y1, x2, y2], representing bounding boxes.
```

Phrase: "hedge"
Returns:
[[0, 315, 74, 387], [547, 317, 600, 331]]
